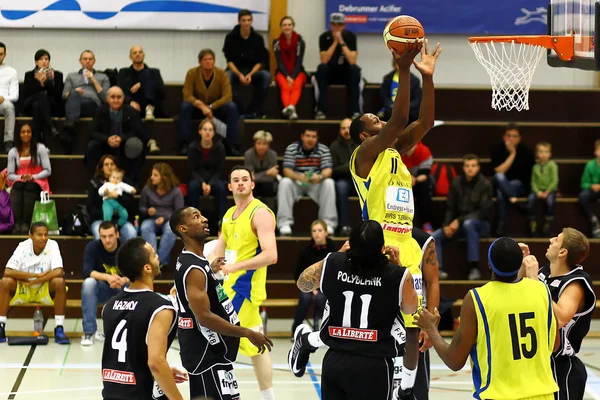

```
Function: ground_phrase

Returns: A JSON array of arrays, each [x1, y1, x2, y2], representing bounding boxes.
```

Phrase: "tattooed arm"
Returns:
[[422, 240, 440, 312], [297, 259, 324, 293]]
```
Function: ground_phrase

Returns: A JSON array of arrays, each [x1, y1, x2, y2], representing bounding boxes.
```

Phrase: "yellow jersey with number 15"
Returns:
[[469, 279, 558, 400]]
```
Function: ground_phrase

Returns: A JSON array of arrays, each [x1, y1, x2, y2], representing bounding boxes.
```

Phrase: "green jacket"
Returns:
[[580, 159, 600, 189], [531, 160, 559, 193]]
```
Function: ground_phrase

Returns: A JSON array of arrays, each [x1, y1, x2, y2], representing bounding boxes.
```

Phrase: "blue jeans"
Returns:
[[335, 178, 354, 228], [432, 219, 490, 269], [527, 191, 557, 217], [578, 189, 600, 220], [186, 179, 228, 223], [90, 219, 137, 241], [140, 218, 177, 265], [227, 69, 271, 116], [81, 277, 123, 334], [492, 173, 526, 222], [177, 101, 239, 145]]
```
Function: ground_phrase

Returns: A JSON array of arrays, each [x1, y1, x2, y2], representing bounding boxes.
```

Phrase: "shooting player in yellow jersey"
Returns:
[[415, 237, 559, 400], [211, 166, 278, 400]]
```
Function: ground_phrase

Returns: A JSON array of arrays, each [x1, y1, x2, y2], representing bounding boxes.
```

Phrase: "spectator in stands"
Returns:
[[379, 57, 421, 124], [7, 123, 51, 235], [315, 13, 361, 120], [277, 129, 337, 236], [62, 50, 110, 151], [432, 154, 493, 280], [244, 130, 279, 198], [292, 219, 332, 335], [0, 43, 18, 153], [578, 139, 600, 237], [273, 16, 306, 120], [178, 49, 239, 156], [402, 141, 434, 232], [0, 222, 70, 344], [0, 172, 14, 234], [23, 49, 64, 143], [330, 118, 357, 236], [85, 86, 145, 184], [81, 221, 127, 346], [223, 9, 271, 119], [527, 141, 559, 237], [491, 123, 535, 235], [140, 163, 183, 267], [186, 119, 228, 228], [87, 154, 137, 241]]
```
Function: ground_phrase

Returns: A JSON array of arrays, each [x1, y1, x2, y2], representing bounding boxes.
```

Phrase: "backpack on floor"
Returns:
[[61, 204, 91, 237], [431, 163, 457, 196]]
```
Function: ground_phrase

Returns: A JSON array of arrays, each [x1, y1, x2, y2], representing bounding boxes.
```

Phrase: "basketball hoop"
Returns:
[[468, 35, 575, 111]]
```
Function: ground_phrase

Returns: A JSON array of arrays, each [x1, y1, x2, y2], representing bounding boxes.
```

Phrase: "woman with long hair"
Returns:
[[7, 123, 52, 234], [140, 163, 184, 267]]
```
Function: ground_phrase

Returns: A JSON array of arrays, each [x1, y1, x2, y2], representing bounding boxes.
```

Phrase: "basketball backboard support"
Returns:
[[547, 0, 600, 70]]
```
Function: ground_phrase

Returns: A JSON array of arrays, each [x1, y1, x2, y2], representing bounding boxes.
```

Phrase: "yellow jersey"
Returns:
[[470, 279, 559, 400], [221, 198, 275, 306]]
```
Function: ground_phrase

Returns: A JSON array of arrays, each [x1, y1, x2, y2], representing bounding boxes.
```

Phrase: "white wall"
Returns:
[[0, 0, 596, 87]]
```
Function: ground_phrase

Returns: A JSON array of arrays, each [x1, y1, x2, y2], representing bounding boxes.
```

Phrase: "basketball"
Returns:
[[383, 15, 425, 55]]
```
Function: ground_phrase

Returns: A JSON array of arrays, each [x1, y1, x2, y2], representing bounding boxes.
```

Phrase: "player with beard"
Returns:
[[101, 238, 187, 400], [170, 206, 272, 400]]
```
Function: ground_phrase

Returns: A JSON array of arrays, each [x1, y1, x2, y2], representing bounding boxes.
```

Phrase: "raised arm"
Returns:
[[297, 259, 325, 293]]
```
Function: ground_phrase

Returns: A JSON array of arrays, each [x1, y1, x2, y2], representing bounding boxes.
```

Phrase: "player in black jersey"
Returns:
[[101, 238, 187, 400], [520, 227, 596, 400], [296, 220, 418, 400], [169, 206, 273, 400]]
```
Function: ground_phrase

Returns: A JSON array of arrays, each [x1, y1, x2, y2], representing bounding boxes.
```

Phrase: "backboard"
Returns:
[[547, 0, 600, 70]]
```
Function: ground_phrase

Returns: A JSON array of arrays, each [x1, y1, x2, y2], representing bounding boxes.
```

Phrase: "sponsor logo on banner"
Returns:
[[515, 7, 547, 25], [200, 326, 221, 345], [102, 369, 136, 385], [217, 369, 240, 396], [328, 326, 378, 342], [178, 317, 193, 329]]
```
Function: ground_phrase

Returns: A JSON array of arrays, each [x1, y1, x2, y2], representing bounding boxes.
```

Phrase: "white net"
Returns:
[[470, 40, 546, 112]]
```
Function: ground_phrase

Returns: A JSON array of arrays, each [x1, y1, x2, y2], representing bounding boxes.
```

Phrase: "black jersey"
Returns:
[[539, 265, 596, 357], [101, 288, 177, 400], [319, 251, 409, 358], [173, 250, 240, 375], [412, 227, 434, 309]]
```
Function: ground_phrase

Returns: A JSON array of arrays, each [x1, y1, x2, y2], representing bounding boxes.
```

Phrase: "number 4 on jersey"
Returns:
[[112, 319, 128, 363]]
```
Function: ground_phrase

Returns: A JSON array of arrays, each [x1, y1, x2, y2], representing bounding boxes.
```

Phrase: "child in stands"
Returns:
[[98, 169, 136, 228], [527, 141, 559, 237], [578, 139, 600, 238]]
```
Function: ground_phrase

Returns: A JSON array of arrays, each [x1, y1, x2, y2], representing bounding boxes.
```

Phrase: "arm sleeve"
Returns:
[[98, 75, 110, 102], [139, 186, 149, 216], [117, 69, 133, 104], [581, 162, 592, 190], [459, 180, 493, 222], [31, 145, 52, 180], [120, 182, 136, 194], [154, 69, 166, 100], [62, 74, 72, 99], [23, 72, 39, 101], [87, 180, 104, 221], [90, 108, 111, 142], [548, 161, 559, 192], [282, 145, 297, 170], [6, 244, 24, 270], [7, 150, 20, 181], [49, 71, 64, 100], [173, 188, 184, 212], [98, 182, 109, 196], [208, 144, 226, 185], [291, 36, 305, 78], [490, 145, 504, 169], [223, 33, 235, 63], [50, 241, 64, 270], [273, 39, 290, 77], [210, 71, 232, 109], [346, 32, 358, 51], [182, 69, 197, 103], [443, 183, 457, 226], [6, 70, 19, 102], [531, 165, 540, 193], [319, 145, 333, 170], [82, 242, 96, 278], [319, 33, 328, 52]]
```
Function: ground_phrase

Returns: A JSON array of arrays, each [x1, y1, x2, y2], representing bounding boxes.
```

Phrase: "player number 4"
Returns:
[[112, 319, 128, 363], [342, 291, 372, 329], [508, 312, 538, 360]]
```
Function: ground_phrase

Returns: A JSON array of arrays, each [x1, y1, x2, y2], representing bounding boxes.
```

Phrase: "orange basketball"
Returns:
[[383, 15, 425, 55]]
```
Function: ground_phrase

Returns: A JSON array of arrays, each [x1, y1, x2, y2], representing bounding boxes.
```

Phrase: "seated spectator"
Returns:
[[186, 119, 228, 228], [0, 222, 70, 344], [140, 163, 184, 267], [178, 49, 239, 156], [432, 154, 493, 280], [85, 86, 145, 183], [98, 168, 137, 228], [244, 130, 279, 198], [491, 123, 535, 235], [578, 139, 600, 237], [87, 154, 137, 241], [527, 141, 559, 237], [7, 123, 51, 234], [0, 42, 18, 153], [273, 16, 306, 120], [223, 9, 271, 119], [315, 13, 361, 120], [292, 219, 332, 335], [23, 49, 64, 142], [277, 129, 337, 235], [379, 58, 421, 124], [330, 118, 357, 236], [81, 221, 128, 346], [62, 50, 110, 151], [0, 172, 14, 234], [402, 141, 434, 232]]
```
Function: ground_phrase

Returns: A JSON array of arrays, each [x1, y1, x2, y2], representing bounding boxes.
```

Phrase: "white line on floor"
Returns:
[[586, 368, 600, 400]]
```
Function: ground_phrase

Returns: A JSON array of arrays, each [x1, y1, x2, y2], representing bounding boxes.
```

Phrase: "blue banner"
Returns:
[[325, 0, 548, 34]]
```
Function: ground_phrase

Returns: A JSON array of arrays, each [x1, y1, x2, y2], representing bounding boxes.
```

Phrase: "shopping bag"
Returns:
[[31, 191, 60, 234]]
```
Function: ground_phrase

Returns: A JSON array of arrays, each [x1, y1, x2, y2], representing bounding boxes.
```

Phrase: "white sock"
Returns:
[[400, 366, 417, 390], [261, 387, 275, 400], [0, 316, 6, 324], [307, 332, 324, 348], [55, 315, 65, 327]]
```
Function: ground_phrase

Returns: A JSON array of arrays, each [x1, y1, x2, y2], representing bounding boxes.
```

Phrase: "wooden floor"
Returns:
[[1, 319, 600, 400]]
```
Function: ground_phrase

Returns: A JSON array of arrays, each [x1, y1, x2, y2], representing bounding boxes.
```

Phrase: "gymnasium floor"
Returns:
[[1, 319, 600, 399]]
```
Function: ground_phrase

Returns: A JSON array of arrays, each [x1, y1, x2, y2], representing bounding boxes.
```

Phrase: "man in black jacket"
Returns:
[[379, 59, 422, 124], [432, 154, 493, 280], [222, 9, 271, 118], [330, 118, 357, 236], [85, 86, 145, 183]]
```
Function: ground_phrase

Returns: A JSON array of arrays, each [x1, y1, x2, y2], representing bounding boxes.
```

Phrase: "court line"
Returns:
[[7, 344, 36, 400], [59, 319, 78, 376], [306, 361, 322, 400]]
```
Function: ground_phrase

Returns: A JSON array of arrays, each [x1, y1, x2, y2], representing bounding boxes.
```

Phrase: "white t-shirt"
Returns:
[[203, 239, 217, 259], [6, 238, 63, 278]]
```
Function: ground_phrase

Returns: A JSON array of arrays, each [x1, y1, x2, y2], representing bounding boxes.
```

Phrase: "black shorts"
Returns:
[[552, 356, 587, 400], [392, 350, 431, 400], [189, 363, 240, 400], [322, 349, 394, 400]]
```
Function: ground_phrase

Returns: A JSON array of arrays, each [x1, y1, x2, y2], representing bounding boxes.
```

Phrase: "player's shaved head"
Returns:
[[130, 45, 143, 55]]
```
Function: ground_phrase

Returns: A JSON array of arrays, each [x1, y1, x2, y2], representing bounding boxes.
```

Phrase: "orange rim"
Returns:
[[468, 35, 575, 61]]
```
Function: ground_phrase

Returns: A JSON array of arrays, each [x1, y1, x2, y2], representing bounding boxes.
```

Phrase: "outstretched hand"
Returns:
[[413, 39, 442, 77], [394, 41, 422, 70]]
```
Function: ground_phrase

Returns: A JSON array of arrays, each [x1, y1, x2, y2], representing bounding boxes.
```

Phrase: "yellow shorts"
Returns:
[[9, 281, 54, 306], [232, 297, 264, 357], [389, 237, 423, 328]]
